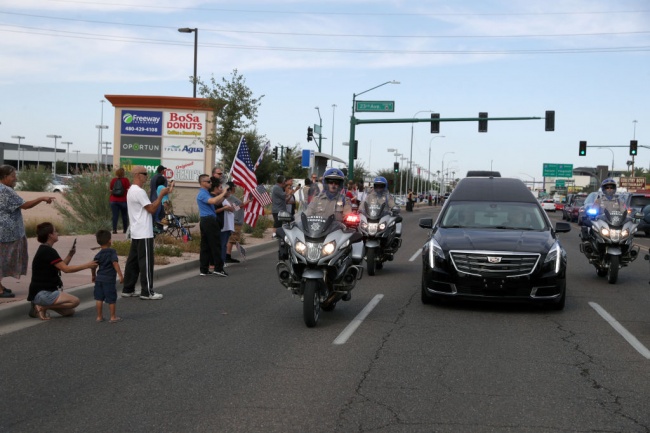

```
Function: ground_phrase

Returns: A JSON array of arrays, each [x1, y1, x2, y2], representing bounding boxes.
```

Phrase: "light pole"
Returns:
[[102, 141, 112, 170], [349, 80, 400, 180], [11, 135, 25, 171], [61, 141, 72, 175], [519, 172, 536, 192], [428, 135, 445, 196], [441, 151, 455, 195], [73, 150, 80, 173], [400, 156, 408, 196], [95, 125, 108, 170], [46, 134, 61, 175], [178, 27, 198, 98], [408, 110, 434, 193], [598, 148, 615, 176], [331, 104, 337, 168], [314, 106, 322, 153]]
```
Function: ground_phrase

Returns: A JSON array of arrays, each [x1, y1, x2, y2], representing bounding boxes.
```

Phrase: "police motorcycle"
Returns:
[[357, 177, 403, 276], [579, 179, 641, 284], [275, 169, 365, 327]]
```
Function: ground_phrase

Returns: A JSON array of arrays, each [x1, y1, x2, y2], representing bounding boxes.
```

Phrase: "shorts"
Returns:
[[228, 224, 242, 245], [94, 281, 117, 304], [273, 213, 281, 228], [33, 290, 60, 306]]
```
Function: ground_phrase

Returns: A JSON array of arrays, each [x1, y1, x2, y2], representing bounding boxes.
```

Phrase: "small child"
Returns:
[[91, 230, 124, 323]]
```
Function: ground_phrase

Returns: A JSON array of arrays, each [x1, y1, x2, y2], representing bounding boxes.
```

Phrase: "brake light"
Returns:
[[344, 213, 360, 226]]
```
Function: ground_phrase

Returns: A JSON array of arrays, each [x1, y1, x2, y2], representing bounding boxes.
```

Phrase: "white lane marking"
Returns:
[[589, 301, 650, 360], [409, 248, 422, 262], [333, 294, 384, 345]]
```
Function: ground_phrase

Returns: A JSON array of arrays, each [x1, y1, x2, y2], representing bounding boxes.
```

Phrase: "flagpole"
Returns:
[[227, 135, 245, 180]]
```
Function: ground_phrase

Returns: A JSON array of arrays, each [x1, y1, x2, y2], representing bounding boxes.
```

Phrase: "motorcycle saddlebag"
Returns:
[[351, 241, 365, 264]]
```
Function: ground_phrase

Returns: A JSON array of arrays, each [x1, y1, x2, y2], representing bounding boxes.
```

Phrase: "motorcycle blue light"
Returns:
[[587, 208, 598, 216]]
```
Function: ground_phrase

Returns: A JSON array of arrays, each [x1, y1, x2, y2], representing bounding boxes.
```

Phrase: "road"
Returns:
[[2, 207, 650, 432]]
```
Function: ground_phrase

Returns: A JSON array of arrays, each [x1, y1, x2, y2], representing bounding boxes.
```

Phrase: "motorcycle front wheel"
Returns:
[[607, 255, 619, 284], [303, 280, 320, 327], [367, 248, 376, 276]]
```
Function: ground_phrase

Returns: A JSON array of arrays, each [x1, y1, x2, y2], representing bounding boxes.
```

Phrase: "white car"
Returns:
[[541, 199, 556, 212], [46, 180, 70, 193]]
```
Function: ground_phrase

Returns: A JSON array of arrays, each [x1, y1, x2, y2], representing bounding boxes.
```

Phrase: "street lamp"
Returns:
[[102, 141, 112, 170], [408, 110, 434, 193], [441, 151, 455, 194], [400, 156, 408, 196], [61, 141, 72, 175], [73, 150, 80, 173], [46, 134, 62, 175], [95, 124, 108, 171], [428, 135, 445, 196], [314, 106, 322, 153], [11, 135, 25, 171], [348, 80, 400, 180], [178, 27, 198, 98]]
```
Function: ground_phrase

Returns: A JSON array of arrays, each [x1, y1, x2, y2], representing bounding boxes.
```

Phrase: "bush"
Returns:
[[246, 215, 272, 238], [16, 165, 52, 191]]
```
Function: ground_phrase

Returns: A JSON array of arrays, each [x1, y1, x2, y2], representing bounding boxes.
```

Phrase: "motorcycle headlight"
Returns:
[[621, 229, 629, 238], [378, 222, 387, 231], [543, 241, 563, 274], [600, 228, 610, 238], [295, 241, 307, 256], [427, 238, 445, 268], [322, 241, 336, 256]]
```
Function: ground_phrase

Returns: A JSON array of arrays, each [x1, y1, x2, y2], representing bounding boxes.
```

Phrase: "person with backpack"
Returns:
[[109, 167, 130, 234]]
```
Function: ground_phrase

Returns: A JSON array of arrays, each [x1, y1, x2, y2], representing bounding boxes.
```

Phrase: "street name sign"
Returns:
[[355, 100, 395, 113], [543, 163, 573, 178]]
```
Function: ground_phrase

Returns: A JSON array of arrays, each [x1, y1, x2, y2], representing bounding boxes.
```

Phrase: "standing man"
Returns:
[[149, 165, 168, 224], [212, 166, 227, 185], [307, 173, 321, 204], [271, 175, 286, 238], [197, 174, 228, 277], [121, 165, 173, 300]]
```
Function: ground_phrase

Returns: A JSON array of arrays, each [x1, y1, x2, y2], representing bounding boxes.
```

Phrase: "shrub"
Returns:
[[16, 165, 51, 191]]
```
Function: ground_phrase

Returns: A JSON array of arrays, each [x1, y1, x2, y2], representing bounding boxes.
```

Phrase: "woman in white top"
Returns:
[[219, 182, 236, 266]]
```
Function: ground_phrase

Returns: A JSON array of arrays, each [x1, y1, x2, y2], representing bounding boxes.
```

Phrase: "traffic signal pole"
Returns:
[[347, 115, 546, 180]]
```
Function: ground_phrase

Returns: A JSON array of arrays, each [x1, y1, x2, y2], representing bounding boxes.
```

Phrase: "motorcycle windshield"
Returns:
[[603, 209, 626, 227], [364, 199, 386, 221], [300, 213, 338, 238]]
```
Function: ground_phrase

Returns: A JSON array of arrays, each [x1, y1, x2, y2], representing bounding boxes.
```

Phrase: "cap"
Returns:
[[157, 165, 166, 173]]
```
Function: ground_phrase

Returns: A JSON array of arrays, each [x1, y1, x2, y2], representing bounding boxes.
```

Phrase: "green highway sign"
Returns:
[[543, 163, 573, 178], [555, 180, 565, 188], [355, 100, 395, 113]]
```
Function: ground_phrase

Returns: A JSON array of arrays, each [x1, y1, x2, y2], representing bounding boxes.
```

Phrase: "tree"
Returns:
[[197, 69, 265, 163]]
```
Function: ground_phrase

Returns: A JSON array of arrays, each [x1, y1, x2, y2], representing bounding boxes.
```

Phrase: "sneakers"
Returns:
[[226, 255, 240, 263], [121, 291, 141, 297], [213, 270, 228, 277], [199, 271, 214, 276], [140, 293, 163, 300]]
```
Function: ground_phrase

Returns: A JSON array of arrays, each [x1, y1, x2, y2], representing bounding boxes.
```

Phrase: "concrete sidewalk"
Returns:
[[0, 232, 275, 325]]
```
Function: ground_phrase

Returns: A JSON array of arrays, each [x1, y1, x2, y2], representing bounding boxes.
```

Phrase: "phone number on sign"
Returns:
[[124, 126, 160, 133]]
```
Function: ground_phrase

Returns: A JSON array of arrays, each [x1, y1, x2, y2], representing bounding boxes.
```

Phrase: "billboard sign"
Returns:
[[162, 137, 205, 161], [120, 110, 163, 136], [119, 157, 161, 174], [163, 159, 203, 182], [619, 177, 646, 191], [120, 136, 162, 158], [163, 111, 206, 138]]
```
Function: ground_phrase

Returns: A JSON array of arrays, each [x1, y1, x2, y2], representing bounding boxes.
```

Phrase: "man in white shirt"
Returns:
[[121, 165, 173, 300]]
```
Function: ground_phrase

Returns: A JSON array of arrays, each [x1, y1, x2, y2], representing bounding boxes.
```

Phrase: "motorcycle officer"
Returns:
[[581, 178, 627, 239], [360, 176, 397, 217], [304, 168, 352, 221]]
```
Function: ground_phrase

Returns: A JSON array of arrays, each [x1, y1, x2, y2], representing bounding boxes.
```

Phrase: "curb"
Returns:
[[0, 240, 277, 326]]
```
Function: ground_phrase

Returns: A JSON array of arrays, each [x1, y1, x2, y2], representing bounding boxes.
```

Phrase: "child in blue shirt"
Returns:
[[91, 230, 124, 323]]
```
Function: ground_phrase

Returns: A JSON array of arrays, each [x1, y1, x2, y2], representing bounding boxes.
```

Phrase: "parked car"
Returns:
[[541, 199, 556, 212], [419, 177, 571, 310], [46, 180, 69, 193], [619, 191, 650, 236]]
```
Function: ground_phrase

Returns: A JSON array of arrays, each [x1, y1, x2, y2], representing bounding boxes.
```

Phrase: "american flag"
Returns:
[[231, 137, 258, 193], [230, 137, 270, 227], [250, 184, 272, 207]]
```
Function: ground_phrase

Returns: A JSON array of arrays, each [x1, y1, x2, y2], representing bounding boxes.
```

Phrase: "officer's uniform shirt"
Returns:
[[360, 190, 396, 216], [305, 192, 352, 222], [595, 193, 626, 213]]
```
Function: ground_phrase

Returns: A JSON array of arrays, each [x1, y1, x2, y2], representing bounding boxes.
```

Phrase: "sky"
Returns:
[[0, 0, 648, 186]]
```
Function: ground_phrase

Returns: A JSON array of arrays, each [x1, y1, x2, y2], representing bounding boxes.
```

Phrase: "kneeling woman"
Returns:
[[27, 222, 97, 320]]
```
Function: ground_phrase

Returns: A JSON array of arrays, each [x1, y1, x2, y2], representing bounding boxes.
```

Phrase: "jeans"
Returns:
[[110, 201, 129, 232]]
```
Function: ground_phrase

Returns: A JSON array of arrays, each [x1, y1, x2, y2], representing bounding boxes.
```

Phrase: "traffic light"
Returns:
[[307, 126, 313, 142], [630, 140, 638, 156], [545, 110, 555, 131], [394, 162, 400, 173], [579, 141, 587, 156], [272, 146, 278, 160], [478, 112, 488, 133], [430, 113, 440, 134]]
